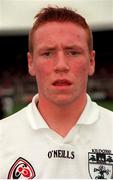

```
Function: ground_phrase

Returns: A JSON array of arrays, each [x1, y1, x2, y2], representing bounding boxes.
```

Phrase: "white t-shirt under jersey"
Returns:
[[0, 94, 113, 179]]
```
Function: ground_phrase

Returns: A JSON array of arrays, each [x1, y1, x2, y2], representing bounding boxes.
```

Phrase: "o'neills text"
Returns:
[[48, 150, 75, 159]]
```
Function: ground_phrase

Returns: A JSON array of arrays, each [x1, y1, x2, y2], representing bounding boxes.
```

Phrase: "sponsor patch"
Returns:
[[8, 157, 36, 179], [88, 149, 113, 179]]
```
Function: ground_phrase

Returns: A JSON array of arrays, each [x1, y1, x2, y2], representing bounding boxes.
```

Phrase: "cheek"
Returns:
[[35, 61, 53, 81], [71, 61, 89, 78]]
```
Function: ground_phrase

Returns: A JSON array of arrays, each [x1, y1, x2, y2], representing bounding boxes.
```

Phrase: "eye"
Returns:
[[66, 50, 79, 56], [69, 51, 77, 55], [41, 51, 52, 57]]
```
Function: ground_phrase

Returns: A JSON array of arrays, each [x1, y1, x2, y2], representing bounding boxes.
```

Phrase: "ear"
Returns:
[[27, 52, 35, 76], [88, 50, 95, 76]]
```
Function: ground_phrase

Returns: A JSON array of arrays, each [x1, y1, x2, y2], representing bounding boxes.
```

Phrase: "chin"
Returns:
[[51, 95, 77, 106]]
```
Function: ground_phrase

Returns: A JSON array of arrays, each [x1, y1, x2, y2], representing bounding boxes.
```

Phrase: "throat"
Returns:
[[49, 119, 76, 137], [37, 94, 87, 137], [38, 103, 81, 137]]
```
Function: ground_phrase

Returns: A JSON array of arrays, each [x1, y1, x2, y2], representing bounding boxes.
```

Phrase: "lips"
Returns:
[[52, 79, 72, 86]]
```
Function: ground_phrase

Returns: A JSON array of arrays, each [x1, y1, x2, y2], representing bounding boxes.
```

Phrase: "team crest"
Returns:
[[88, 150, 113, 179], [8, 157, 36, 179]]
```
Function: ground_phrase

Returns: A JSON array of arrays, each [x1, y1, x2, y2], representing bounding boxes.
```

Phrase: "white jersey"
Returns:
[[0, 94, 113, 179]]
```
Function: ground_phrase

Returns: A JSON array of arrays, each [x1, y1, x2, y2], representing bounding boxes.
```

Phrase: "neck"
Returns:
[[37, 94, 87, 137]]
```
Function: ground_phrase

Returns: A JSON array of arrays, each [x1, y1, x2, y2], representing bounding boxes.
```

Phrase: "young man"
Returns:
[[0, 7, 113, 179]]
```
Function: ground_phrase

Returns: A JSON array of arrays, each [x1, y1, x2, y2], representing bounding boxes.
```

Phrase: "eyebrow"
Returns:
[[38, 46, 56, 52], [38, 44, 83, 52], [64, 45, 83, 51]]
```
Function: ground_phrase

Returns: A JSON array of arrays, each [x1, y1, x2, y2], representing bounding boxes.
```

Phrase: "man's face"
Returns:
[[28, 22, 95, 106]]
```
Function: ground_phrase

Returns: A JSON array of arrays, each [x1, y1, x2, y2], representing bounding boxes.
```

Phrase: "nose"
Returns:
[[54, 51, 70, 73]]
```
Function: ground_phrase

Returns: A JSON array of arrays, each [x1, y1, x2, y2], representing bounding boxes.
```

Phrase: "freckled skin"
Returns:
[[28, 22, 95, 107]]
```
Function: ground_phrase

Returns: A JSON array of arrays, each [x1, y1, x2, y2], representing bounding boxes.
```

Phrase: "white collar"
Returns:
[[26, 94, 49, 129], [26, 94, 100, 130], [77, 94, 99, 125]]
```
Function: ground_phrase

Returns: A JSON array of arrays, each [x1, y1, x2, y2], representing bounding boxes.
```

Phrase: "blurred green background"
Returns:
[[13, 100, 113, 114]]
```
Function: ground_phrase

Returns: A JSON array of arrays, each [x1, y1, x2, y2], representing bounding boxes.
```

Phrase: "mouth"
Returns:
[[52, 79, 72, 87]]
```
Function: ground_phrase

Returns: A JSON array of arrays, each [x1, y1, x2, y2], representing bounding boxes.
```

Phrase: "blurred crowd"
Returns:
[[0, 70, 37, 119], [0, 63, 113, 119], [88, 63, 113, 100]]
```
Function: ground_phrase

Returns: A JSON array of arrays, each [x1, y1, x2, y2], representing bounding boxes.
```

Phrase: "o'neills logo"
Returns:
[[48, 149, 75, 159]]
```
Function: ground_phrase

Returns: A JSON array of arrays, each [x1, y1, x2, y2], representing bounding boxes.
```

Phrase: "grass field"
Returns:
[[96, 100, 113, 111], [3, 99, 112, 118], [13, 100, 113, 113]]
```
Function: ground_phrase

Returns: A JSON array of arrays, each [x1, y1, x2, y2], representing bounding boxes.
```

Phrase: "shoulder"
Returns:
[[88, 93, 113, 120], [95, 104, 113, 129], [0, 105, 29, 129], [98, 105, 113, 119]]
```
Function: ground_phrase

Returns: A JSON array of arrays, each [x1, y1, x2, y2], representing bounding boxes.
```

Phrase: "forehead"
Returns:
[[33, 22, 88, 48]]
